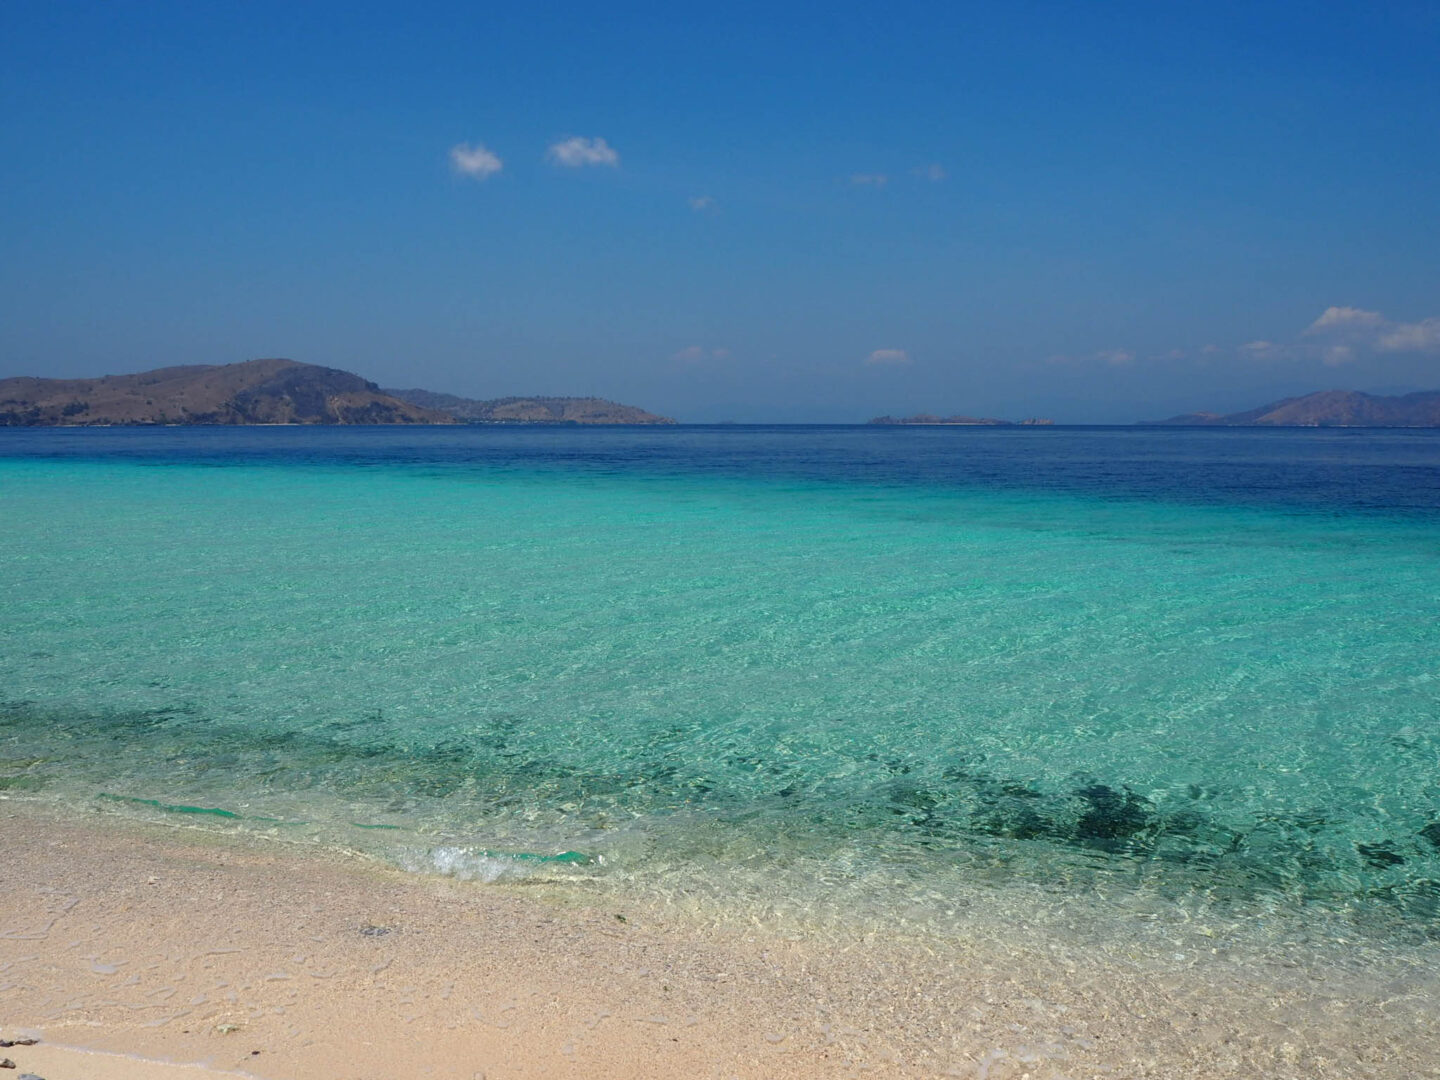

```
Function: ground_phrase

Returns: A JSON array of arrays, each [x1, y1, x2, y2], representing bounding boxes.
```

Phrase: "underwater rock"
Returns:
[[1420, 822, 1440, 850]]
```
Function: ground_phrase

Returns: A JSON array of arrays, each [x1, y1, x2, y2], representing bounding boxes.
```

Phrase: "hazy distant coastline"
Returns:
[[8, 360, 1440, 430], [869, 414, 1054, 426], [1145, 389, 1440, 427], [872, 388, 1440, 428]]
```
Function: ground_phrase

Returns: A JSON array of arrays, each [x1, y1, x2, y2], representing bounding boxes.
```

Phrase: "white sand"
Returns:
[[2, 804, 1437, 1079]]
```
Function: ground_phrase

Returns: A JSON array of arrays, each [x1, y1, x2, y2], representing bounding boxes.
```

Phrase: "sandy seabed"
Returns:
[[1, 802, 1437, 1080]]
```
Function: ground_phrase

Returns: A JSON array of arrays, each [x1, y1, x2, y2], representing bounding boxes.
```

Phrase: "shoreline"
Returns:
[[4, 803, 1438, 1078]]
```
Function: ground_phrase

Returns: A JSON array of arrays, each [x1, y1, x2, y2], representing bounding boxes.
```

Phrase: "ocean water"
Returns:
[[3, 425, 1440, 954]]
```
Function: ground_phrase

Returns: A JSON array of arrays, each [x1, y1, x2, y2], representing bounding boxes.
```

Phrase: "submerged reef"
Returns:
[[5, 698, 1440, 932]]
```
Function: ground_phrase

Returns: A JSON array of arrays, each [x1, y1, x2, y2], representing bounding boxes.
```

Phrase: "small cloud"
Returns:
[[688, 194, 717, 212], [1304, 305, 1440, 355], [672, 345, 729, 365], [1379, 317, 1440, 352], [450, 142, 503, 180], [1047, 306, 1439, 375], [547, 136, 620, 167], [1096, 349, 1135, 367], [913, 163, 947, 182], [850, 173, 888, 188], [1243, 339, 1302, 361], [865, 348, 910, 366], [1306, 306, 1385, 333]]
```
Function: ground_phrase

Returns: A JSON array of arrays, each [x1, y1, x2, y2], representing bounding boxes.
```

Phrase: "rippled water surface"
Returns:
[[3, 425, 1440, 949]]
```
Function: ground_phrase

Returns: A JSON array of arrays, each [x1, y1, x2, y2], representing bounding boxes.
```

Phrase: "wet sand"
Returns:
[[2, 803, 1437, 1079]]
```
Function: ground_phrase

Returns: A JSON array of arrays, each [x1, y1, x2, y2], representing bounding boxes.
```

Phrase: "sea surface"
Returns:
[[3, 425, 1440, 960]]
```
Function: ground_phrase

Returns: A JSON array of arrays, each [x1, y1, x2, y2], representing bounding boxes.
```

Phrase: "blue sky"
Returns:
[[2, 1, 1437, 421]]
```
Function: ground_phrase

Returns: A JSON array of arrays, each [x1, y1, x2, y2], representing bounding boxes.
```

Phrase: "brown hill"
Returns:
[[386, 388, 675, 424], [0, 359, 455, 426], [1150, 389, 1440, 427]]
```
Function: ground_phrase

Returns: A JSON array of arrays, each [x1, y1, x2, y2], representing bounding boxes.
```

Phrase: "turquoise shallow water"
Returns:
[[3, 426, 1440, 948]]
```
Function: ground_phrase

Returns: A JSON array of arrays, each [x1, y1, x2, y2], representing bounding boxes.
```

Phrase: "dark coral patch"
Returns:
[[1073, 783, 1153, 851], [1357, 843, 1406, 869]]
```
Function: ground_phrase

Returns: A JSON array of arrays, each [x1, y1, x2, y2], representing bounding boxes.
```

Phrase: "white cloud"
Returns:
[[450, 143, 503, 180], [672, 345, 730, 365], [1304, 306, 1440, 355], [1239, 340, 1285, 359], [913, 163, 947, 181], [865, 348, 910, 366], [547, 136, 620, 167], [688, 195, 717, 212], [1057, 305, 1439, 375], [850, 173, 888, 188], [1379, 317, 1440, 352], [1306, 306, 1385, 333]]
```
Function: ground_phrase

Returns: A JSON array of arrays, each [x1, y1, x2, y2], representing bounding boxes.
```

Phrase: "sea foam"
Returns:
[[403, 847, 543, 883]]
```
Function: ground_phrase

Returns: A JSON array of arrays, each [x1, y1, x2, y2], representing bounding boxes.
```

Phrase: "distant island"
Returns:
[[385, 387, 675, 425], [1147, 389, 1440, 427], [0, 359, 672, 426], [869, 414, 1054, 426]]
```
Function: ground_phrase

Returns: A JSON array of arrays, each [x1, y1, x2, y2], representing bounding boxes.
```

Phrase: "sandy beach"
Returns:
[[2, 802, 1436, 1080]]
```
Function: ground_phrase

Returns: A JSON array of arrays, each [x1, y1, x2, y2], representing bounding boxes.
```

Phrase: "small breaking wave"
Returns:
[[401, 845, 595, 884]]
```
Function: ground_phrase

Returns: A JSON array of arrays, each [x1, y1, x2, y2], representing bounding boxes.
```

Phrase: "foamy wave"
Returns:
[[402, 846, 538, 883], [402, 845, 596, 882]]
